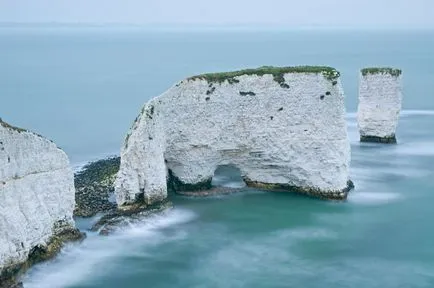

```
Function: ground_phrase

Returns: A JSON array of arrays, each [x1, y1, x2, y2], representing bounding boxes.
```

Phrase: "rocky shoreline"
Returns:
[[243, 178, 355, 200], [175, 186, 245, 197], [74, 157, 120, 217], [175, 181, 355, 200], [360, 135, 397, 144], [0, 119, 80, 288], [90, 200, 173, 235], [0, 227, 85, 288]]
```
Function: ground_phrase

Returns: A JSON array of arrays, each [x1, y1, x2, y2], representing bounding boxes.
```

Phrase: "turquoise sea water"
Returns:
[[0, 27, 434, 287], [1, 27, 434, 163]]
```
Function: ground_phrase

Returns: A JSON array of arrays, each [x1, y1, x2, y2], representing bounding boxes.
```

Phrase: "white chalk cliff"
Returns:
[[0, 119, 78, 282], [115, 66, 352, 207], [357, 68, 403, 143]]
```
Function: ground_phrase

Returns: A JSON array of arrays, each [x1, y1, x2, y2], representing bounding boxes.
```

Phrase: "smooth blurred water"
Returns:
[[1, 27, 434, 288], [21, 111, 434, 288]]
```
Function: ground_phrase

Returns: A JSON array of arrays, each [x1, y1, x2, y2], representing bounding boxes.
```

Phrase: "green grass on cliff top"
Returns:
[[0, 118, 27, 133], [0, 117, 57, 145], [188, 66, 340, 83], [361, 67, 402, 77]]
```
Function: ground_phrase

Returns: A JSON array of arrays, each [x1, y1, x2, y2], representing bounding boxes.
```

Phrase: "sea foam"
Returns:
[[23, 208, 196, 288]]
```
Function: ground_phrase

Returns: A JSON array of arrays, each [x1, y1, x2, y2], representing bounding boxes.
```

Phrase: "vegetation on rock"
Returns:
[[361, 67, 402, 77], [0, 118, 27, 133], [0, 226, 84, 288], [0, 117, 58, 146], [167, 169, 212, 193], [74, 156, 120, 217], [239, 91, 256, 96], [206, 87, 216, 95], [124, 133, 131, 148], [188, 65, 340, 84]]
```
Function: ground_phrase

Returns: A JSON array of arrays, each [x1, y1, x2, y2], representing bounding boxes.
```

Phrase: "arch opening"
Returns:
[[211, 165, 246, 189]]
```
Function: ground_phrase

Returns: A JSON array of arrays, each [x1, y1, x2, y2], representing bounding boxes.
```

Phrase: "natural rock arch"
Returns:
[[211, 164, 245, 188], [115, 66, 352, 209]]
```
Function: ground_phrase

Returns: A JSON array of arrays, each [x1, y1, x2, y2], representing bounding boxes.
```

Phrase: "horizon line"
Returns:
[[0, 22, 433, 31]]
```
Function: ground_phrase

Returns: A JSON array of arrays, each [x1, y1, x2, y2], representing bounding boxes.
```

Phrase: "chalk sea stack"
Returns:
[[0, 119, 83, 288], [115, 66, 353, 210], [357, 67, 403, 144]]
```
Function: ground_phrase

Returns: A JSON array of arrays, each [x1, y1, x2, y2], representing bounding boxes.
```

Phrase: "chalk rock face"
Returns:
[[357, 68, 403, 143], [0, 119, 78, 283], [115, 66, 352, 207]]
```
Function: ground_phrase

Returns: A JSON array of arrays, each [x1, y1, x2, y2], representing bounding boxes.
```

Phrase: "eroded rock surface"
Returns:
[[357, 67, 403, 144], [115, 66, 352, 208], [91, 200, 173, 235], [0, 119, 82, 287]]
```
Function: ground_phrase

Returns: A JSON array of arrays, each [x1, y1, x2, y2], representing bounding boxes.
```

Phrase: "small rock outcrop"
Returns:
[[90, 200, 173, 236], [74, 157, 120, 217], [0, 118, 82, 287], [115, 66, 352, 209], [357, 67, 403, 143]]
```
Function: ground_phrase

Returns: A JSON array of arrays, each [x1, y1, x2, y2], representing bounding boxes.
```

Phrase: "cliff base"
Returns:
[[360, 135, 397, 144], [74, 157, 120, 217], [243, 178, 354, 200], [0, 227, 85, 288], [167, 169, 212, 193], [91, 200, 173, 235]]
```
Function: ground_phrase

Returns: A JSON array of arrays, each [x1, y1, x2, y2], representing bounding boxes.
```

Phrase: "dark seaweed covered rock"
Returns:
[[243, 178, 354, 200], [0, 227, 84, 288], [167, 169, 212, 193], [91, 200, 173, 235], [74, 157, 120, 217], [360, 135, 397, 144]]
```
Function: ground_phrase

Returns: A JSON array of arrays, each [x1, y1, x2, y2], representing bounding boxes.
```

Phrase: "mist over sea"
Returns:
[[1, 26, 434, 287]]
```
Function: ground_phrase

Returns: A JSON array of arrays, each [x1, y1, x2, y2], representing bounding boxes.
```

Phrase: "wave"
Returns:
[[392, 142, 434, 156], [191, 226, 336, 286], [212, 176, 246, 189], [273, 227, 337, 240], [72, 161, 89, 173], [400, 110, 434, 117], [23, 208, 197, 288], [347, 109, 434, 119], [348, 191, 402, 205], [72, 153, 120, 173], [346, 112, 357, 119]]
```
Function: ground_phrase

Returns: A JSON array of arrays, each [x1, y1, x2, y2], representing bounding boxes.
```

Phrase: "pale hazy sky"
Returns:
[[1, 0, 433, 28]]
